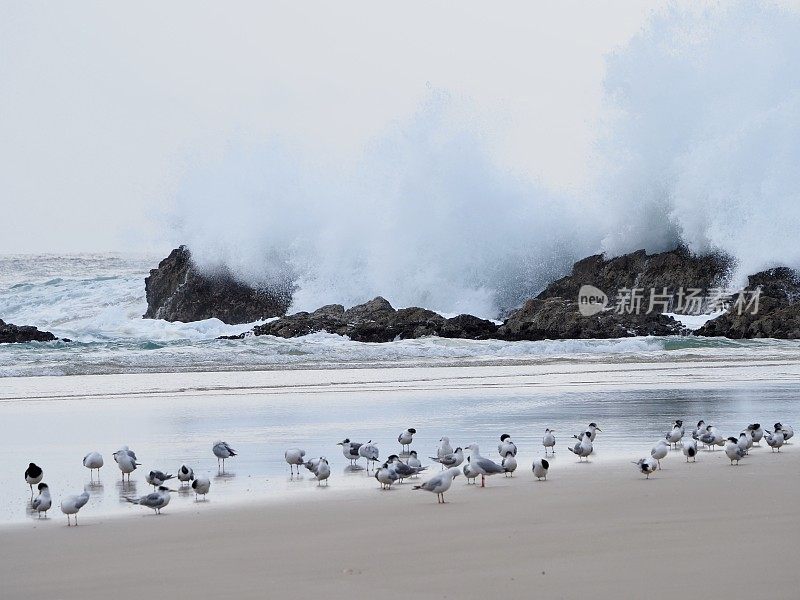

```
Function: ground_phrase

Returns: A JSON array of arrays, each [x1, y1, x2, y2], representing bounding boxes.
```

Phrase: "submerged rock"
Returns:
[[0, 319, 58, 343], [143, 246, 291, 325], [697, 267, 800, 339]]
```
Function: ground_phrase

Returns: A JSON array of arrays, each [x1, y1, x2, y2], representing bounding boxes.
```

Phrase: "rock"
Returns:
[[143, 246, 291, 325], [697, 267, 800, 339], [439, 314, 499, 339], [0, 319, 58, 343]]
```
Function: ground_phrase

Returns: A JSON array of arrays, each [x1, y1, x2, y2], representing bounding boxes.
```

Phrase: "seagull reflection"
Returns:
[[116, 479, 137, 503], [84, 481, 104, 495], [343, 464, 365, 474]]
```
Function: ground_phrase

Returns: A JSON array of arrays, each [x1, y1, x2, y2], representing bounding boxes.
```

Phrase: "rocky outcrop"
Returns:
[[0, 319, 58, 343], [144, 246, 291, 325], [697, 268, 800, 339], [251, 297, 498, 342]]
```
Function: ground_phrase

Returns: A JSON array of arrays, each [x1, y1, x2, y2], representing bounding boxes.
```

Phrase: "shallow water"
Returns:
[[2, 360, 798, 525]]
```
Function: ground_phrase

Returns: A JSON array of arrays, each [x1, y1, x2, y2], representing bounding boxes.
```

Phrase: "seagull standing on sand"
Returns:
[[212, 441, 237, 471], [387, 455, 426, 482], [683, 438, 698, 462], [464, 444, 505, 487], [437, 437, 454, 462], [60, 491, 90, 526], [126, 486, 176, 514], [634, 457, 658, 479], [430, 447, 464, 469], [532, 458, 550, 481], [699, 426, 724, 450], [766, 428, 785, 452], [375, 462, 400, 489], [692, 420, 707, 441], [542, 429, 556, 454], [498, 434, 517, 458], [463, 458, 479, 484], [31, 482, 51, 517], [146, 470, 175, 489], [177, 465, 194, 485], [82, 452, 103, 480], [585, 423, 601, 442], [651, 439, 669, 470], [337, 439, 363, 466], [776, 423, 794, 442], [568, 432, 593, 462], [413, 467, 461, 503], [502, 452, 517, 477], [737, 432, 751, 455], [311, 457, 330, 486], [748, 423, 764, 445], [358, 441, 380, 472], [725, 437, 746, 465], [284, 448, 306, 476], [113, 447, 140, 482], [191, 477, 211, 500], [665, 424, 683, 448], [25, 463, 43, 496], [407, 451, 423, 472], [398, 428, 416, 454]]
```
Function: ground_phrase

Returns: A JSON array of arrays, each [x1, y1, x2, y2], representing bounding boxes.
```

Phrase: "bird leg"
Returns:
[[481, 474, 485, 488]]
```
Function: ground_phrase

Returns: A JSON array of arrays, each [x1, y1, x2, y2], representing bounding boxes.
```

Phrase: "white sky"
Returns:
[[0, 1, 654, 254]]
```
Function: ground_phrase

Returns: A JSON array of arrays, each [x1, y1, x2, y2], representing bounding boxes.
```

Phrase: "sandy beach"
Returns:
[[2, 443, 797, 600]]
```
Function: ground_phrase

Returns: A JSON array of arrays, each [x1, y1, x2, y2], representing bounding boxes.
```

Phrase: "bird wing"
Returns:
[[75, 493, 90, 509]]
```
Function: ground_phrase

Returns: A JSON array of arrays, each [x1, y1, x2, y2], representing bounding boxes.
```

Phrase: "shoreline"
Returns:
[[2, 444, 797, 599]]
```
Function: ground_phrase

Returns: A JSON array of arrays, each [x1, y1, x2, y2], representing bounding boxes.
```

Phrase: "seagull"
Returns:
[[765, 428, 785, 452], [464, 443, 505, 487], [191, 477, 211, 500], [437, 437, 454, 462], [358, 441, 380, 472], [303, 457, 322, 474], [60, 491, 90, 526], [113, 447, 140, 482], [82, 452, 103, 480], [725, 437, 746, 465], [542, 429, 556, 454], [387, 455, 426, 482], [311, 457, 330, 486], [375, 462, 399, 489], [585, 423, 601, 442], [501, 452, 517, 477], [146, 470, 175, 489], [212, 441, 237, 471], [776, 422, 794, 443], [747, 423, 764, 445], [126, 486, 176, 514], [682, 438, 698, 462], [463, 458, 479, 485], [532, 458, 550, 480], [337, 439, 363, 466], [633, 457, 658, 479], [25, 463, 43, 496], [498, 434, 517, 457], [413, 467, 461, 503], [665, 423, 683, 448], [177, 465, 194, 485], [651, 439, 669, 470], [692, 420, 707, 441], [737, 432, 751, 455], [699, 425, 724, 451], [674, 419, 685, 437], [568, 432, 593, 462], [398, 428, 416, 454], [406, 450, 423, 472], [31, 483, 51, 517], [429, 447, 464, 469], [284, 448, 306, 476]]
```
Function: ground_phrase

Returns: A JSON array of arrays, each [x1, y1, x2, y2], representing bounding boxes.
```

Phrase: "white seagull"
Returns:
[[498, 434, 517, 457], [82, 452, 103, 480], [650, 439, 669, 470], [747, 423, 764, 444], [191, 477, 211, 500], [737, 432, 751, 455], [464, 443, 505, 487], [437, 437, 454, 461], [177, 465, 194, 485], [429, 447, 464, 469], [633, 457, 658, 478], [413, 467, 461, 503], [375, 462, 400, 489], [501, 452, 517, 477], [284, 448, 306, 476], [113, 447, 140, 482], [387, 455, 426, 481], [665, 422, 683, 448], [568, 432, 594, 462], [397, 428, 416, 453], [407, 450, 423, 471], [692, 420, 707, 440], [60, 491, 90, 526], [31, 483, 52, 518], [542, 429, 556, 454], [358, 441, 380, 472], [212, 441, 237, 470], [532, 458, 550, 481], [775, 422, 794, 442], [311, 457, 330, 486], [25, 463, 43, 496], [725, 437, 746, 465], [126, 486, 176, 514], [146, 470, 175, 489], [765, 428, 785, 452], [463, 459, 480, 485], [682, 438, 698, 462], [337, 439, 363, 466]]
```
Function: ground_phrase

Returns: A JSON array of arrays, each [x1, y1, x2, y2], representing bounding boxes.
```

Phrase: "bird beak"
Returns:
[[336, 443, 343, 446]]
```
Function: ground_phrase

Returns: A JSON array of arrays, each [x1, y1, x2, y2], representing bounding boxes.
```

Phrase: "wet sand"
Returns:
[[2, 444, 797, 600]]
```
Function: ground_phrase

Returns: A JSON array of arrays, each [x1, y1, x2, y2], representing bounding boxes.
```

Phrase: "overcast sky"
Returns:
[[0, 1, 655, 254]]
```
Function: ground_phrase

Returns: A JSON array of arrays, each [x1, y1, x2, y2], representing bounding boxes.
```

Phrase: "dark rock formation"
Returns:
[[697, 267, 800, 339], [0, 319, 58, 343], [251, 297, 498, 342], [144, 246, 291, 325]]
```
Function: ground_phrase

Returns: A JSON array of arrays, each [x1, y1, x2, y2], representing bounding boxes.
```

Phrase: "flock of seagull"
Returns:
[[22, 420, 794, 523]]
